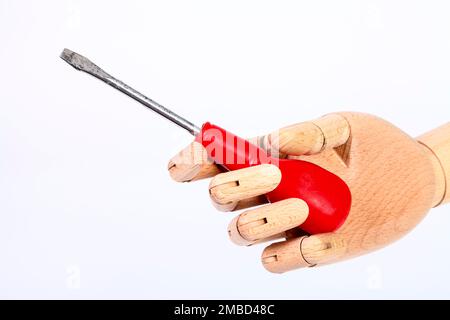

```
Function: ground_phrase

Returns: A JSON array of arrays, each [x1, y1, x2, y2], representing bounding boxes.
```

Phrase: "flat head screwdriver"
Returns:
[[60, 48, 200, 136], [60, 48, 352, 234]]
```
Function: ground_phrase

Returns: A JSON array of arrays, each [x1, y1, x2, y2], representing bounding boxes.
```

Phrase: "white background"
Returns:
[[1, 0, 450, 299]]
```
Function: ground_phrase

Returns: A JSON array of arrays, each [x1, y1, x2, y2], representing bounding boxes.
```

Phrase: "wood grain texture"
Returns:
[[261, 237, 310, 272], [229, 198, 308, 244], [209, 164, 281, 211], [292, 112, 437, 265], [267, 114, 350, 156], [312, 114, 351, 151], [168, 141, 221, 182], [417, 122, 450, 205], [168, 112, 449, 273]]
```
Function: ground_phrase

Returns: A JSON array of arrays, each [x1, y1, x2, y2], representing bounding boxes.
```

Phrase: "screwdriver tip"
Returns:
[[60, 48, 81, 69], [60, 48, 110, 79]]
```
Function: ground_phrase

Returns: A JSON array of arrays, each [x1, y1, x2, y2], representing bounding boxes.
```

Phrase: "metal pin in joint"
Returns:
[[60, 48, 200, 136]]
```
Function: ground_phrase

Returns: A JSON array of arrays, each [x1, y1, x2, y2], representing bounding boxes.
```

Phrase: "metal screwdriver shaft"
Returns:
[[60, 48, 200, 136]]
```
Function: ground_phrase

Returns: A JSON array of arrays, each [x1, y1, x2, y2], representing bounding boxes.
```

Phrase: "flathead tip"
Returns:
[[59, 48, 108, 78], [60, 48, 77, 66]]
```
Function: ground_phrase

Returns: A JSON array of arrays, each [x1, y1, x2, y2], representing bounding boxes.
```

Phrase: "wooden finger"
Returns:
[[261, 233, 346, 273], [209, 164, 281, 210], [267, 114, 350, 156], [261, 237, 310, 273], [228, 218, 286, 246], [228, 198, 309, 245], [168, 141, 222, 182], [300, 233, 347, 266], [168, 135, 278, 183]]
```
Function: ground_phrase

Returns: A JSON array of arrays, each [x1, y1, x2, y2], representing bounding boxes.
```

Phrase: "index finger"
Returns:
[[168, 136, 265, 182]]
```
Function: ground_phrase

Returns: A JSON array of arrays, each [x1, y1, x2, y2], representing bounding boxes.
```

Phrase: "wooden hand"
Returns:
[[168, 112, 449, 273]]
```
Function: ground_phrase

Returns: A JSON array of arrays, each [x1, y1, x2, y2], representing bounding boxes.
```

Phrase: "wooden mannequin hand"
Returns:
[[168, 112, 450, 273]]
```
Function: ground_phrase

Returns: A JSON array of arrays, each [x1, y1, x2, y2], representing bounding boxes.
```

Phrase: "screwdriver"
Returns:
[[60, 48, 351, 234]]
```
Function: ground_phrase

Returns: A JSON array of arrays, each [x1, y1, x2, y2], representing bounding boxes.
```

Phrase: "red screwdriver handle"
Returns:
[[195, 122, 352, 234]]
